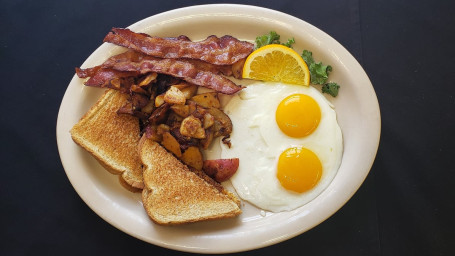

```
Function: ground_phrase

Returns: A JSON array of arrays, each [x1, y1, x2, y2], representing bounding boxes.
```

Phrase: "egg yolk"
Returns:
[[276, 94, 321, 137], [277, 147, 322, 193]]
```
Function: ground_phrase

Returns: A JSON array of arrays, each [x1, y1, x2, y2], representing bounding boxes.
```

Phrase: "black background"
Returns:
[[1, 0, 454, 255]]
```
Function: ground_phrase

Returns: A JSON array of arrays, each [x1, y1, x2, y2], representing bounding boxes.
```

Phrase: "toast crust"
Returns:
[[70, 89, 144, 190], [139, 136, 241, 225]]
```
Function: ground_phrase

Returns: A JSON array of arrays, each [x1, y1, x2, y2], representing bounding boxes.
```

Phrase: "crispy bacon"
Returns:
[[185, 59, 234, 77], [101, 50, 234, 76], [75, 66, 101, 78], [103, 28, 254, 65], [113, 59, 241, 94], [99, 51, 242, 94], [76, 66, 138, 93]]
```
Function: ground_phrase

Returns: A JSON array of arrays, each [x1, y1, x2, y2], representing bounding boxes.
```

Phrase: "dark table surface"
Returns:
[[2, 0, 454, 255]]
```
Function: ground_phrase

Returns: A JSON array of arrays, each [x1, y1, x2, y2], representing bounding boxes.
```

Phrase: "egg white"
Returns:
[[221, 82, 343, 212]]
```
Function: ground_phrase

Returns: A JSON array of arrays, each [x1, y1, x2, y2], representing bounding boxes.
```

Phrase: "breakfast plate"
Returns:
[[56, 4, 380, 253]]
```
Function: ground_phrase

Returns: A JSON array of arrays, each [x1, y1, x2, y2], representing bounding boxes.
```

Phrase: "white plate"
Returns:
[[56, 4, 380, 253]]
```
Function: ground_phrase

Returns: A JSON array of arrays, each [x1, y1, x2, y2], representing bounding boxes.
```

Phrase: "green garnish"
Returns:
[[255, 31, 280, 49], [301, 50, 331, 84], [322, 82, 340, 97], [255, 31, 295, 49], [281, 38, 295, 48], [301, 50, 340, 97]]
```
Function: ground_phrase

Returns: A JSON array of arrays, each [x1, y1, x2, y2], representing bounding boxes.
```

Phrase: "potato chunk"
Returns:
[[200, 128, 214, 150], [190, 92, 220, 109], [203, 158, 239, 182], [170, 82, 190, 90], [203, 113, 215, 129], [155, 94, 165, 107], [164, 86, 186, 105], [170, 104, 190, 117], [181, 84, 198, 99], [231, 59, 245, 79], [173, 82, 198, 99], [148, 103, 170, 124], [180, 115, 206, 139], [161, 132, 182, 157], [206, 107, 233, 137], [138, 72, 158, 87], [156, 124, 170, 135], [181, 146, 203, 170]]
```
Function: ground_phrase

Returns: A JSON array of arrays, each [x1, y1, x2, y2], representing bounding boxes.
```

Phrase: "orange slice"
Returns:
[[242, 44, 310, 86]]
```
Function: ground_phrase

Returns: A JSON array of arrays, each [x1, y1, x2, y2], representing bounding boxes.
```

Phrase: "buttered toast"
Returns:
[[138, 136, 241, 225], [70, 89, 144, 191]]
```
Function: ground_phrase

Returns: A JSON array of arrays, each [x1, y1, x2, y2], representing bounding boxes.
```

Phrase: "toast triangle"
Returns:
[[139, 136, 241, 225], [70, 89, 144, 190]]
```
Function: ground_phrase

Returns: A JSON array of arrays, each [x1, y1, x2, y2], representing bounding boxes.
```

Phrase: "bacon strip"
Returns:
[[76, 51, 242, 94], [107, 56, 241, 95], [102, 50, 234, 76], [76, 66, 139, 93], [75, 66, 101, 78], [185, 59, 234, 77], [83, 50, 240, 94], [103, 28, 254, 65]]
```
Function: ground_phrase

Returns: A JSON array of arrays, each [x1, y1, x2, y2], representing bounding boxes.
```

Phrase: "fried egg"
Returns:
[[220, 82, 343, 212]]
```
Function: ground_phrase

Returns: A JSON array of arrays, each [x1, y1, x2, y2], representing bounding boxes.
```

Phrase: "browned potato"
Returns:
[[164, 86, 186, 105], [203, 113, 214, 129], [130, 84, 148, 94], [138, 72, 158, 87], [156, 124, 170, 135], [161, 132, 182, 157], [206, 107, 233, 137], [170, 104, 190, 117], [200, 128, 214, 150], [131, 93, 149, 109], [170, 126, 199, 151], [187, 101, 197, 115], [203, 158, 239, 182], [165, 113, 183, 130], [180, 84, 198, 99], [148, 103, 169, 124], [231, 59, 245, 79], [181, 146, 203, 170], [190, 92, 220, 109], [180, 115, 205, 139], [172, 82, 191, 90], [141, 100, 155, 114], [143, 125, 162, 142], [155, 94, 165, 107], [110, 78, 121, 90]]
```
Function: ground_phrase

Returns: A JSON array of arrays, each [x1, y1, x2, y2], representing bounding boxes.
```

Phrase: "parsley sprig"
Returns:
[[255, 31, 296, 49]]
